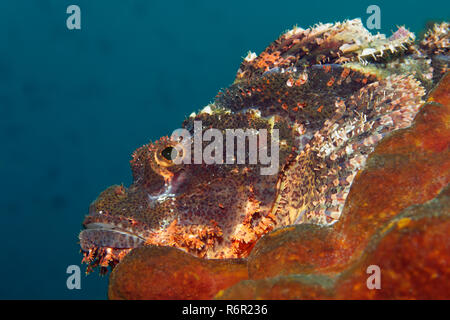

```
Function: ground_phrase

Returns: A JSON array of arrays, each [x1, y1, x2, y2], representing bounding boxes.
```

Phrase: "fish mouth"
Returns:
[[79, 215, 148, 274], [79, 222, 146, 251]]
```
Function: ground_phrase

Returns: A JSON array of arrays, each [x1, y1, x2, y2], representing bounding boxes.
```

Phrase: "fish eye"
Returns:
[[155, 143, 185, 168], [161, 146, 176, 161]]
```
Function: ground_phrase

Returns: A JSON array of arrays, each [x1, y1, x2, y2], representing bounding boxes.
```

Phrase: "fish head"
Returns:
[[79, 109, 298, 272]]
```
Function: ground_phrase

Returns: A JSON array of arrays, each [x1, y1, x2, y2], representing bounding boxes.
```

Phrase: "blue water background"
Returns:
[[0, 0, 447, 299]]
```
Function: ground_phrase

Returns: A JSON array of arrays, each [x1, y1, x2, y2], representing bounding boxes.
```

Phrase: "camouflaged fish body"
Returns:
[[79, 19, 449, 273]]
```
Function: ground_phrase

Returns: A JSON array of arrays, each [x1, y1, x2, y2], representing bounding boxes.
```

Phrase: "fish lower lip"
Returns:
[[79, 223, 145, 250], [85, 222, 127, 231]]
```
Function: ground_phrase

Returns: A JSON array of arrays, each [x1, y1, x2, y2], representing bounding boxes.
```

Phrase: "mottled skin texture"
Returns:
[[79, 19, 449, 274], [246, 77, 450, 279]]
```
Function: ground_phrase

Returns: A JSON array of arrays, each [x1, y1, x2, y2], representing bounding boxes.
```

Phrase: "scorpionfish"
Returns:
[[79, 19, 449, 274]]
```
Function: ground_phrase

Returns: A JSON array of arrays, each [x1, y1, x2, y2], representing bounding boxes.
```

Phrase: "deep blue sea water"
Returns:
[[0, 0, 447, 299]]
